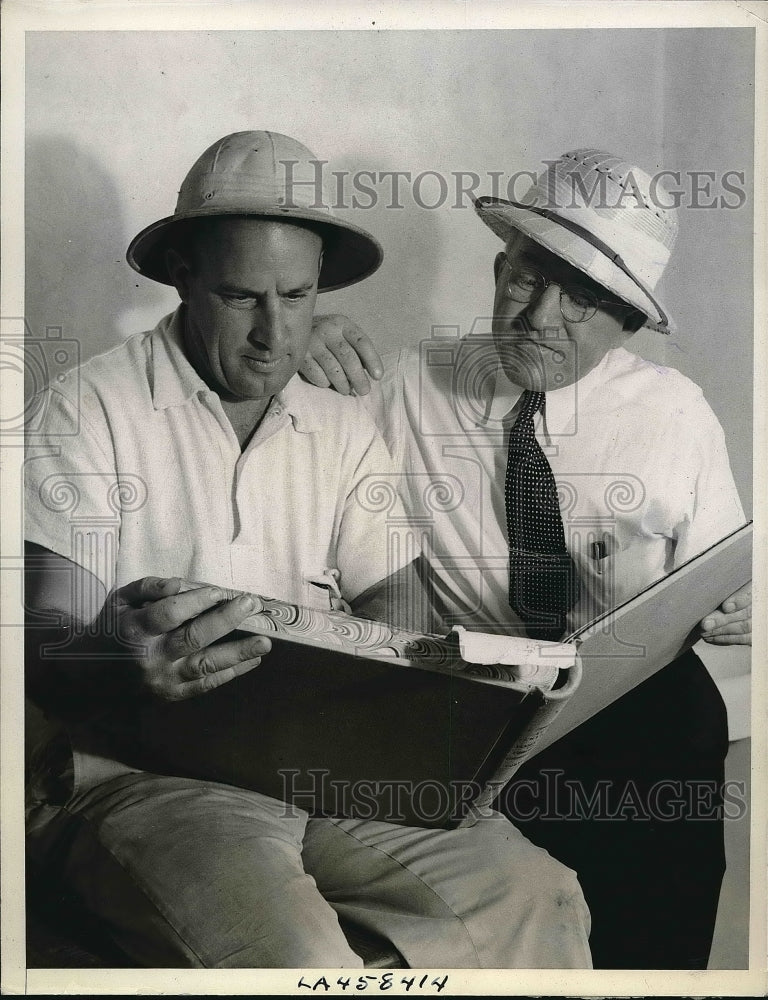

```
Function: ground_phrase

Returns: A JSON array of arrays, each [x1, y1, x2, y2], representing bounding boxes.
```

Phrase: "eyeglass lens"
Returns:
[[506, 265, 598, 322]]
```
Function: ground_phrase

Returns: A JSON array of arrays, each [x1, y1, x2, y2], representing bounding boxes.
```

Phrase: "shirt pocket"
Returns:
[[576, 534, 670, 625]]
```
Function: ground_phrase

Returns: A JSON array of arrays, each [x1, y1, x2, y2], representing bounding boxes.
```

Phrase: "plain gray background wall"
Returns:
[[25, 28, 754, 514]]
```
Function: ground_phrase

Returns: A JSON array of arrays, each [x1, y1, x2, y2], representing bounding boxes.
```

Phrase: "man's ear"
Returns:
[[493, 251, 506, 284], [165, 247, 192, 303], [622, 309, 648, 334]]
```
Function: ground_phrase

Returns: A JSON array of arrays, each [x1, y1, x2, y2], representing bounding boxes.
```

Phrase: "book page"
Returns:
[[533, 522, 753, 755]]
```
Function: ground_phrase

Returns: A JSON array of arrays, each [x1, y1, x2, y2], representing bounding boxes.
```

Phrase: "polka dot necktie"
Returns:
[[505, 390, 580, 642]]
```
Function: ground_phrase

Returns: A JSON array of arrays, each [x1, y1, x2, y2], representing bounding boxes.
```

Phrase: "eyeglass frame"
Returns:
[[503, 260, 637, 324]]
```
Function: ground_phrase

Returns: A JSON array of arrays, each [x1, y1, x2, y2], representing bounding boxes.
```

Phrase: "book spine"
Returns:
[[459, 656, 583, 824]]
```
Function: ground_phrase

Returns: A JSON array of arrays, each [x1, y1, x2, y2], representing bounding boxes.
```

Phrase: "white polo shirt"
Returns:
[[25, 308, 406, 610], [362, 333, 745, 636]]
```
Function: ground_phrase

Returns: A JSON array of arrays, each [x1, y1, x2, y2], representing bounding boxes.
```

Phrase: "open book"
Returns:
[[110, 521, 751, 829]]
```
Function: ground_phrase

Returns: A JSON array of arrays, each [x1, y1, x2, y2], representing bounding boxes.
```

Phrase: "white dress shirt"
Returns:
[[362, 333, 745, 637]]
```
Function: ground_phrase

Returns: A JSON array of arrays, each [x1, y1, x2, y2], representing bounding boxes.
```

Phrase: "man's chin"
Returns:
[[230, 364, 296, 401]]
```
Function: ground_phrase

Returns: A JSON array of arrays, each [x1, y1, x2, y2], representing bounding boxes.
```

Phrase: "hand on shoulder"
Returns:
[[300, 313, 383, 395]]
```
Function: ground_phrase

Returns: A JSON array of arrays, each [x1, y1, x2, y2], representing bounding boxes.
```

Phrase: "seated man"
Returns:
[[23, 131, 592, 969], [303, 148, 751, 968]]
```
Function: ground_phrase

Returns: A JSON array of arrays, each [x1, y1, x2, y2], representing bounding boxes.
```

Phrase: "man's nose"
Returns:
[[248, 298, 286, 352], [524, 282, 563, 333]]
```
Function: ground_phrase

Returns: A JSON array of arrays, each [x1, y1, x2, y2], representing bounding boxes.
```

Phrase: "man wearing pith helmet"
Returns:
[[307, 148, 751, 968], [24, 132, 593, 968]]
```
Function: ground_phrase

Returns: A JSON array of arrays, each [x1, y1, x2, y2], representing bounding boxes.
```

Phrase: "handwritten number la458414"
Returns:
[[297, 973, 449, 992]]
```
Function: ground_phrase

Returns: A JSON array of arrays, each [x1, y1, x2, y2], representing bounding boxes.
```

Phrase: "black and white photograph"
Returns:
[[1, 1, 766, 995]]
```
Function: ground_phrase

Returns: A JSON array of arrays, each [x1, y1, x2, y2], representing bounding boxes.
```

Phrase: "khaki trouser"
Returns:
[[27, 771, 592, 968]]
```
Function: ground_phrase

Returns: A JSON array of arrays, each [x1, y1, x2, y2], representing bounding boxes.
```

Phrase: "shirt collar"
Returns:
[[150, 306, 320, 432], [275, 376, 323, 433], [150, 307, 208, 410]]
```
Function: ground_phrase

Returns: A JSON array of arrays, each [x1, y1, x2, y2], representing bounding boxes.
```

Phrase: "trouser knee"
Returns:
[[527, 855, 591, 936]]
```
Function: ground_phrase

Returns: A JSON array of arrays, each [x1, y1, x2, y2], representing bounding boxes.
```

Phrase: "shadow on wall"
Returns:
[[307, 154, 447, 348], [25, 134, 169, 371]]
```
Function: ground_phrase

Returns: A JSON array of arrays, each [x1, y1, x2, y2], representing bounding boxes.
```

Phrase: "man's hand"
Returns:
[[299, 313, 383, 395], [699, 581, 752, 645], [25, 546, 271, 723], [107, 576, 271, 700]]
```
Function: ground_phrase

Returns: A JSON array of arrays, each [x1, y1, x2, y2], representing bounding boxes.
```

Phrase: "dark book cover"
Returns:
[[107, 637, 545, 829]]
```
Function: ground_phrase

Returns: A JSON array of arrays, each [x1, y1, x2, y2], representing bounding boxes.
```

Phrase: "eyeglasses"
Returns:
[[505, 263, 633, 324]]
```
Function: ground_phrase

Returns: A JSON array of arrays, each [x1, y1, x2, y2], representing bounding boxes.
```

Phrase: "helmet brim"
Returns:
[[475, 197, 675, 334], [127, 206, 383, 293]]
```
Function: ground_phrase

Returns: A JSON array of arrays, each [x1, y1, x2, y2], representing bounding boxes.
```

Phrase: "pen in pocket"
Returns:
[[590, 539, 608, 575]]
